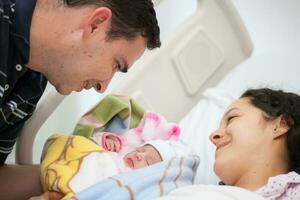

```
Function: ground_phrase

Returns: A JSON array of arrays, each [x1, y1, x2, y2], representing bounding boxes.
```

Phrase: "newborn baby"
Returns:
[[40, 134, 186, 199], [123, 144, 162, 169]]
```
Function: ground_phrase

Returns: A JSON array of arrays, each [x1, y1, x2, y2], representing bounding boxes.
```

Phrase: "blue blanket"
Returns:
[[69, 156, 200, 200]]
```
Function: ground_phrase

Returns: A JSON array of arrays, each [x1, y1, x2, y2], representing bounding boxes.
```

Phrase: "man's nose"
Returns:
[[95, 69, 117, 93]]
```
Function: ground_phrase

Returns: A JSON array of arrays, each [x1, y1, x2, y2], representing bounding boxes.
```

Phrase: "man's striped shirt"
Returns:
[[0, 0, 47, 164]]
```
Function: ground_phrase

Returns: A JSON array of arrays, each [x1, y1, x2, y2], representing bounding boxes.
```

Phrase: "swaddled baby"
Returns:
[[40, 134, 189, 200]]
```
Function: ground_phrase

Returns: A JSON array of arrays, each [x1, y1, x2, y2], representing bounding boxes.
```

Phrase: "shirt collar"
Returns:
[[12, 0, 36, 63]]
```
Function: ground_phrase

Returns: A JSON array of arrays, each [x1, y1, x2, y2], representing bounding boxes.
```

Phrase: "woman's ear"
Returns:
[[273, 115, 290, 139], [82, 7, 112, 40]]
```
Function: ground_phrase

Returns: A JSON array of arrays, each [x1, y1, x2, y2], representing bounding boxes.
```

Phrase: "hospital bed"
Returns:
[[14, 0, 300, 199]]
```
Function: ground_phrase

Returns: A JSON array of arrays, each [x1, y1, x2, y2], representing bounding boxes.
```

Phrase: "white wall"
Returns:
[[156, 0, 300, 56], [233, 0, 300, 55]]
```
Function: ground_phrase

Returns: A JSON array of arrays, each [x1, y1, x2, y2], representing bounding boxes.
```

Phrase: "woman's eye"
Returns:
[[227, 116, 236, 123]]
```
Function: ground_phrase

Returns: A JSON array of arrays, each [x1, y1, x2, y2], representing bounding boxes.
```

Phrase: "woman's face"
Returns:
[[209, 97, 276, 186]]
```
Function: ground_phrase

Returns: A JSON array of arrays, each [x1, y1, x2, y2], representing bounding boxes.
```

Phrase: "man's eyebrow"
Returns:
[[119, 57, 128, 73]]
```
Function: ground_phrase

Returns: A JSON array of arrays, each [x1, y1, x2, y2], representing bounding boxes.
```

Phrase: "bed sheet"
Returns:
[[154, 185, 264, 200], [179, 52, 300, 185]]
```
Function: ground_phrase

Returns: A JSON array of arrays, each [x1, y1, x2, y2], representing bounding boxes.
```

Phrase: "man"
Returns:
[[0, 0, 161, 199]]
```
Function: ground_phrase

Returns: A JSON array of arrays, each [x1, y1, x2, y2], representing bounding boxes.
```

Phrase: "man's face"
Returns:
[[29, 6, 149, 95], [46, 34, 147, 95]]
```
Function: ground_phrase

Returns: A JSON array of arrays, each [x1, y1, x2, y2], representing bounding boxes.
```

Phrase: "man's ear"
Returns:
[[82, 7, 112, 40], [273, 115, 290, 139]]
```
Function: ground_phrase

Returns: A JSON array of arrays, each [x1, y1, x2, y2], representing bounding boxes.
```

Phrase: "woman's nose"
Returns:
[[209, 129, 224, 145]]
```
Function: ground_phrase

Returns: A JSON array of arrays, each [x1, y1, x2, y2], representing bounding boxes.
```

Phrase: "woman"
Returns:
[[210, 88, 300, 199]]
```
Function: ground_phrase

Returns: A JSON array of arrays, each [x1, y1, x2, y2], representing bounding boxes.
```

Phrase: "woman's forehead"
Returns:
[[227, 97, 251, 110], [222, 98, 256, 119]]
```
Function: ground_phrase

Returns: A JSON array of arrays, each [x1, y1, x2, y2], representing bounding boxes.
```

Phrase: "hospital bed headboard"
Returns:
[[15, 0, 253, 165], [113, 0, 253, 122]]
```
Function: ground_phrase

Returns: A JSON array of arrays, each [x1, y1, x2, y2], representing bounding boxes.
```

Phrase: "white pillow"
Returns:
[[179, 52, 300, 184], [180, 88, 234, 184]]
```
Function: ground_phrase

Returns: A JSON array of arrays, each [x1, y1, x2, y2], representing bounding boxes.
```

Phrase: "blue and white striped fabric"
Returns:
[[0, 0, 47, 164], [70, 156, 200, 200]]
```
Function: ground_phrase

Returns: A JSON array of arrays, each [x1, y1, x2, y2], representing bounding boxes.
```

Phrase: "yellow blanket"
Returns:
[[40, 134, 105, 199]]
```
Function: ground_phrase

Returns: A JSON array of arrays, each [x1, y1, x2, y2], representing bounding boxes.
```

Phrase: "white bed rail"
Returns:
[[15, 88, 65, 164]]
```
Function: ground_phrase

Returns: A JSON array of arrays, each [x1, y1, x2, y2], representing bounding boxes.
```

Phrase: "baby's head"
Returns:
[[123, 144, 162, 169], [123, 140, 189, 169]]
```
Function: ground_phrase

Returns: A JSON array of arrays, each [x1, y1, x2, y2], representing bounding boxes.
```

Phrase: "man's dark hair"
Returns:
[[241, 88, 300, 174], [64, 0, 161, 50]]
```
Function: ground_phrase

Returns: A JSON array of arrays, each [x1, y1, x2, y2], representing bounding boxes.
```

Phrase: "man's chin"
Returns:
[[55, 87, 72, 95]]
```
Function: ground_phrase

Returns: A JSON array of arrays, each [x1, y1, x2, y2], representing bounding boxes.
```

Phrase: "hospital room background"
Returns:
[[6, 0, 300, 173]]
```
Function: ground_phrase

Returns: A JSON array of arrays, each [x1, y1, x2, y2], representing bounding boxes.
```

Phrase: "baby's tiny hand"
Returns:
[[105, 135, 121, 152]]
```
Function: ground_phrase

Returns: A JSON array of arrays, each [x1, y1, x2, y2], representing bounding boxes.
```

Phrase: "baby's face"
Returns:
[[123, 145, 162, 169]]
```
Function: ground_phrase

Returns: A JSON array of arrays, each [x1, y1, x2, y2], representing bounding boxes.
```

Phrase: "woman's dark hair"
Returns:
[[241, 88, 300, 174], [63, 0, 161, 50]]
